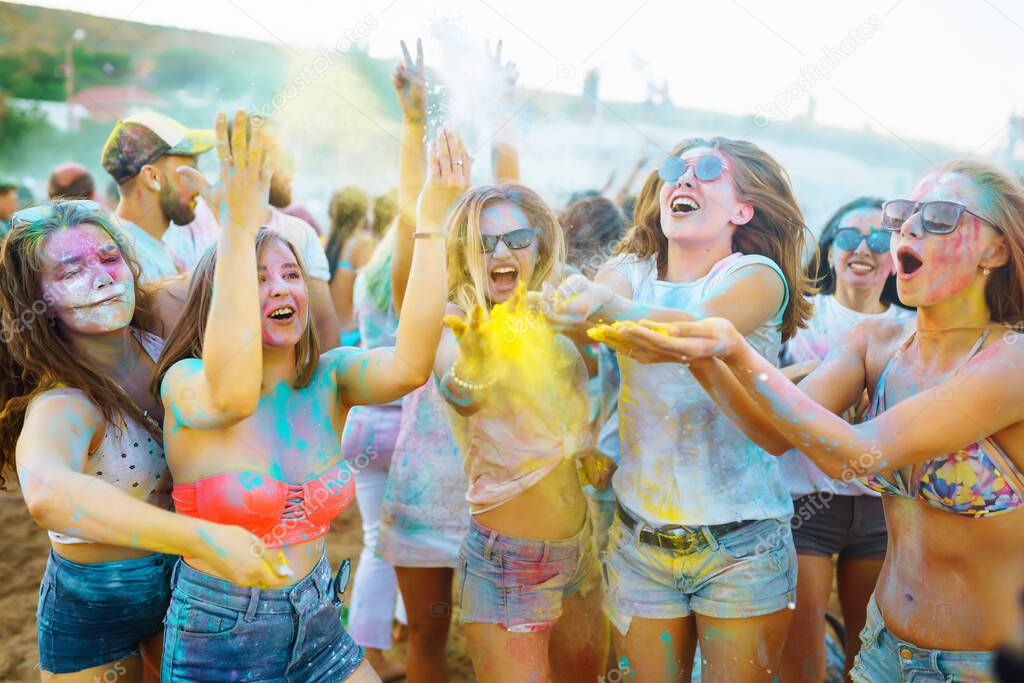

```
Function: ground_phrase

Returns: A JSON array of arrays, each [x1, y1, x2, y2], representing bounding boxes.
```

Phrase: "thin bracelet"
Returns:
[[449, 364, 496, 392], [412, 232, 445, 240]]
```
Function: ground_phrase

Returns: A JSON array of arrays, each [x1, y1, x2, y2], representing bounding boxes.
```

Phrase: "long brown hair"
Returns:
[[928, 160, 1024, 325], [615, 137, 814, 340], [446, 183, 566, 312], [0, 202, 158, 489], [151, 229, 320, 398]]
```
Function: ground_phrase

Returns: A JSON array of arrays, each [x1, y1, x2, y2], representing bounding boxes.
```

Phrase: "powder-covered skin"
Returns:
[[40, 224, 135, 334]]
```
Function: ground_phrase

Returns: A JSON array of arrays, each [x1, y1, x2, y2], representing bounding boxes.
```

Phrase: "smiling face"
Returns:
[[479, 200, 538, 304], [258, 237, 309, 347], [658, 146, 751, 246], [829, 207, 891, 291], [891, 172, 1004, 307], [39, 224, 135, 335]]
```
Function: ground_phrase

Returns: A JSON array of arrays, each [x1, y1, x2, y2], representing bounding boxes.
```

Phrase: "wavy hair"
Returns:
[[446, 183, 566, 312], [0, 201, 157, 489], [615, 137, 814, 340]]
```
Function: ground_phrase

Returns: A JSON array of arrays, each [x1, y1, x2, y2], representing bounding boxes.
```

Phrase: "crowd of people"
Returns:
[[1, 37, 1023, 683]]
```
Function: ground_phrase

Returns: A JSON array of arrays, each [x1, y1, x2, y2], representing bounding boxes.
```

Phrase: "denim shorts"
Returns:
[[37, 549, 175, 674], [851, 594, 995, 682], [602, 510, 796, 634], [456, 515, 599, 631], [162, 553, 364, 682], [791, 493, 888, 560]]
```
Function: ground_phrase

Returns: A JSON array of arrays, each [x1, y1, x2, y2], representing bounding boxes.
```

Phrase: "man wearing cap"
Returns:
[[101, 111, 213, 282]]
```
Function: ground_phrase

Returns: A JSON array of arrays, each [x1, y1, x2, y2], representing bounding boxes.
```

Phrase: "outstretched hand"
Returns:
[[178, 111, 271, 236], [538, 274, 613, 330], [589, 318, 745, 365], [491, 39, 519, 105], [392, 38, 426, 123], [443, 305, 492, 382], [416, 127, 472, 234]]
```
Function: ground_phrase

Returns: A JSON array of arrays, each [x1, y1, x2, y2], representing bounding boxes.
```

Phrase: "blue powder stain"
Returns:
[[199, 528, 228, 558]]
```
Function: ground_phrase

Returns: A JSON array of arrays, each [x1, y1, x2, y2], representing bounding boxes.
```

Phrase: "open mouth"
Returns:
[[670, 195, 700, 215], [897, 249, 924, 278], [267, 305, 295, 321], [489, 264, 519, 293]]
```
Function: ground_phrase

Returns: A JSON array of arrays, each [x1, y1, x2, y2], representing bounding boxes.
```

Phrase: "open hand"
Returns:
[[178, 111, 271, 236], [416, 127, 472, 234], [590, 318, 745, 365], [538, 274, 613, 330], [392, 38, 426, 123], [443, 305, 493, 383], [491, 40, 519, 105]]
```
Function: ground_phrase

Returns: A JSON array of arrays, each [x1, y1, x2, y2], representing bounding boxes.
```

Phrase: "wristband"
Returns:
[[413, 232, 445, 240]]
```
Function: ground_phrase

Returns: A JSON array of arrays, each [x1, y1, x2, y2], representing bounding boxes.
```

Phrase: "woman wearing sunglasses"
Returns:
[[542, 138, 814, 681], [0, 198, 282, 681], [778, 197, 914, 682], [151, 114, 457, 681], [433, 177, 610, 681], [601, 160, 1024, 681]]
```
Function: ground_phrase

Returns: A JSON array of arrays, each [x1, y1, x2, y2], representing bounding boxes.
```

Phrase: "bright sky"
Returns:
[[17, 0, 1024, 153]]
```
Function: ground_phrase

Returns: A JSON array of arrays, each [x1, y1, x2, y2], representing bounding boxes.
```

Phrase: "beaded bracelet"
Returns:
[[449, 363, 496, 392]]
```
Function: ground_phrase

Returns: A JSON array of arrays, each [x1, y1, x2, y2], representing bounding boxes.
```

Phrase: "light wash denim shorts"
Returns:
[[602, 508, 796, 635], [456, 515, 599, 631], [851, 594, 995, 682]]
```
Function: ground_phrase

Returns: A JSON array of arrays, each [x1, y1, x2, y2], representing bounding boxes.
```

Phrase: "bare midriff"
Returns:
[[874, 495, 1024, 650], [52, 541, 155, 564], [473, 459, 587, 540], [186, 536, 327, 588]]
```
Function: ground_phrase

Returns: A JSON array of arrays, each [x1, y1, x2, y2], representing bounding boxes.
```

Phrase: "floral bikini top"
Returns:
[[863, 329, 1024, 517]]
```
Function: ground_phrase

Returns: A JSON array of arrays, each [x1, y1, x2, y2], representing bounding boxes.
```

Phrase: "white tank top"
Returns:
[[49, 329, 171, 544], [609, 252, 794, 526]]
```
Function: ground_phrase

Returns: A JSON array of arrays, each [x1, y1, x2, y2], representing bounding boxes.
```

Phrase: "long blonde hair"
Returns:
[[615, 137, 814, 340], [446, 183, 566, 311]]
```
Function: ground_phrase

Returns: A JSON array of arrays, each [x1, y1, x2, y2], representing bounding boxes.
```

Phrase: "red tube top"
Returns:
[[173, 462, 356, 548]]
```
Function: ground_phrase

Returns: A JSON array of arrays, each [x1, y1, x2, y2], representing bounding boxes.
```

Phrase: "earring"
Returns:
[[982, 267, 992, 276]]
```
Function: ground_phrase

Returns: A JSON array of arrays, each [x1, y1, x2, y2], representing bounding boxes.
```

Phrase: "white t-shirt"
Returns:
[[610, 252, 793, 526], [112, 216, 182, 283], [780, 293, 915, 497], [163, 200, 330, 282]]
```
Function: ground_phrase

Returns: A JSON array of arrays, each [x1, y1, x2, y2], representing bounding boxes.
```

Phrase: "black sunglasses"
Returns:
[[10, 200, 103, 230], [833, 227, 891, 254], [480, 228, 540, 253], [881, 199, 1002, 235]]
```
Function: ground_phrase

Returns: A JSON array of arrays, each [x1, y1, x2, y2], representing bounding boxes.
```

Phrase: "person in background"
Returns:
[[281, 202, 322, 237], [325, 186, 374, 345], [371, 190, 398, 238], [100, 111, 213, 283], [47, 162, 96, 200], [778, 196, 914, 682], [1, 180, 21, 238]]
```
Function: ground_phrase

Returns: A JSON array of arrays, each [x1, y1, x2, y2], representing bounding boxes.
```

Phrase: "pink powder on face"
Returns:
[[40, 224, 135, 334]]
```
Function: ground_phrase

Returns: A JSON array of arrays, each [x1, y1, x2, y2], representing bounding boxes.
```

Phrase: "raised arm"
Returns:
[[390, 38, 428, 313], [613, 155, 648, 207], [490, 40, 521, 184], [335, 129, 469, 407], [17, 391, 290, 587], [163, 111, 270, 428]]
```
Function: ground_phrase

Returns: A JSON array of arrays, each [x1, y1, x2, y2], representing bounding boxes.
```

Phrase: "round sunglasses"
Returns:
[[658, 155, 728, 184], [832, 227, 891, 254], [479, 227, 540, 253], [881, 199, 1002, 235]]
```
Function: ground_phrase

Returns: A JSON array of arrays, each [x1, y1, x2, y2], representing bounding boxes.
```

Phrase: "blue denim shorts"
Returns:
[[162, 553, 364, 682], [37, 549, 175, 674], [456, 515, 599, 631], [851, 594, 995, 682], [602, 511, 796, 634]]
